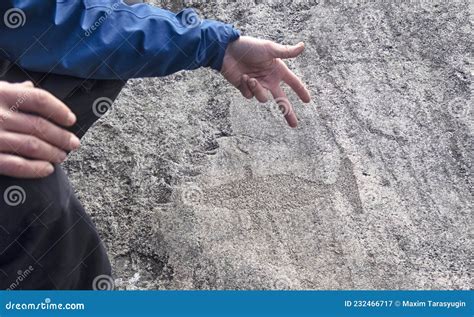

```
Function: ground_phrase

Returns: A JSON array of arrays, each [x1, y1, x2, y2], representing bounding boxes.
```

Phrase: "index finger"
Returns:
[[0, 84, 76, 127], [282, 65, 311, 103]]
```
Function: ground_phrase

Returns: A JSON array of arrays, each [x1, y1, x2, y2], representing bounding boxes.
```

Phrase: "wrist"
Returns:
[[203, 21, 241, 71], [221, 37, 239, 75]]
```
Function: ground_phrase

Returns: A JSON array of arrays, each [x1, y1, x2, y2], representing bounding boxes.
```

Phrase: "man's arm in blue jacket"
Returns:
[[0, 0, 240, 80]]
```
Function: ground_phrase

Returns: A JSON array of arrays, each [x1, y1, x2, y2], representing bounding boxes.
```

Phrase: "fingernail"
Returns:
[[249, 79, 257, 88], [67, 112, 77, 125], [70, 135, 80, 149], [45, 164, 54, 174]]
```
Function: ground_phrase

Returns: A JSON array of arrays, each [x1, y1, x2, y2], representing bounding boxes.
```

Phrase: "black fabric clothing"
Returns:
[[0, 60, 125, 289]]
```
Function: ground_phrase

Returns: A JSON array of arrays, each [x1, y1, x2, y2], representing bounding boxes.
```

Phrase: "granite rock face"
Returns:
[[64, 0, 472, 289]]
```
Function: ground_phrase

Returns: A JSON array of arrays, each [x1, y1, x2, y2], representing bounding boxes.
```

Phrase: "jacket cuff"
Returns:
[[201, 20, 241, 71]]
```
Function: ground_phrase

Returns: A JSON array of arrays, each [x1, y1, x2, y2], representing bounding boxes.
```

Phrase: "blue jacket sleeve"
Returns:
[[0, 0, 240, 80]]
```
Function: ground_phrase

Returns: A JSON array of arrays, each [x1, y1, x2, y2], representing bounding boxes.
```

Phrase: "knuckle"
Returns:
[[0, 89, 9, 104], [0, 109, 8, 125], [32, 116, 47, 134], [34, 89, 50, 107], [0, 81, 9, 91], [264, 42, 277, 57], [25, 137, 41, 155], [264, 40, 274, 51], [61, 133, 72, 149]]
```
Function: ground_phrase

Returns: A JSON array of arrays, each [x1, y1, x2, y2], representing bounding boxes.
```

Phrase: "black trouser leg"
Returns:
[[0, 60, 125, 289]]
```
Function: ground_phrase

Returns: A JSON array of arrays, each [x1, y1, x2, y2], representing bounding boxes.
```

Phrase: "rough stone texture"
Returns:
[[63, 0, 472, 290]]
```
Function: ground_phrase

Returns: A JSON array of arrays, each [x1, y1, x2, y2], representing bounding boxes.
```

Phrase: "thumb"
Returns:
[[270, 42, 305, 59]]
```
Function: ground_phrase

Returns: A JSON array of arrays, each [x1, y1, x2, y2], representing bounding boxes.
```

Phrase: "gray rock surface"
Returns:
[[64, 0, 472, 289]]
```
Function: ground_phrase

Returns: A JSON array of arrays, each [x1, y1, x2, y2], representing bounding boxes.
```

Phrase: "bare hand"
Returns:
[[221, 36, 311, 127], [0, 81, 80, 178]]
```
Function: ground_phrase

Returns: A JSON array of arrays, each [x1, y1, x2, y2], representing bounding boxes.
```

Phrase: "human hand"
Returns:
[[0, 81, 80, 178], [221, 36, 311, 128]]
